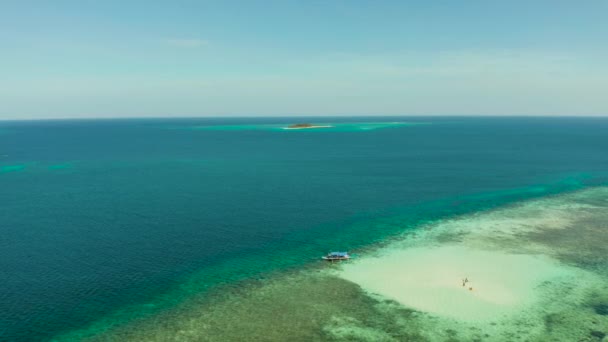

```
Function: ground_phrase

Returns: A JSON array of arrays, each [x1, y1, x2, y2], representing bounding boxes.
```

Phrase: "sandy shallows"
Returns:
[[335, 187, 608, 341], [56, 187, 608, 341], [340, 245, 570, 322]]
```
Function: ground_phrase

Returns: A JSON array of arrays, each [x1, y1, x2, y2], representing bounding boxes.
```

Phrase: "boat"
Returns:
[[322, 251, 350, 261]]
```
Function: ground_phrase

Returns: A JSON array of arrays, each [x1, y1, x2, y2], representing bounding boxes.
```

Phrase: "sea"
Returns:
[[1, 116, 607, 341]]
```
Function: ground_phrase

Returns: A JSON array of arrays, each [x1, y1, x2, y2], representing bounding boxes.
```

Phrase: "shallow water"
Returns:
[[337, 187, 608, 341], [68, 187, 608, 342], [1, 117, 608, 341], [179, 121, 420, 131]]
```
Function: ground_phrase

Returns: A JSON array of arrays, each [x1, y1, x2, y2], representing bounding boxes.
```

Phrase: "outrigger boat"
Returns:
[[322, 251, 350, 261]]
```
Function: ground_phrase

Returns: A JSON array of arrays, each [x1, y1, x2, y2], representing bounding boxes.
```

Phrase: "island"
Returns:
[[284, 123, 332, 130]]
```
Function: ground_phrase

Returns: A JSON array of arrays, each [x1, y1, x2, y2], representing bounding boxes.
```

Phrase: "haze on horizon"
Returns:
[[1, 1, 607, 120]]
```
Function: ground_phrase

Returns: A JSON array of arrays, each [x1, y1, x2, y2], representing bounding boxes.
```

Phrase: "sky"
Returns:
[[1, 0, 607, 119]]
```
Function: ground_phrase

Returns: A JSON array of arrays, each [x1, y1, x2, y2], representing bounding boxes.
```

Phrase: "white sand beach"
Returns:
[[62, 188, 608, 342], [340, 245, 571, 322], [337, 188, 608, 330]]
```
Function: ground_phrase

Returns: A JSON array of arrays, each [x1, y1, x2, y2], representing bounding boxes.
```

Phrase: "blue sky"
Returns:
[[1, 1, 607, 119]]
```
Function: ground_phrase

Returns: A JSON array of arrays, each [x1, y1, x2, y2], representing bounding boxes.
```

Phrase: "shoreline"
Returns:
[[339, 244, 579, 322], [334, 186, 608, 339], [282, 125, 333, 130], [51, 186, 608, 341]]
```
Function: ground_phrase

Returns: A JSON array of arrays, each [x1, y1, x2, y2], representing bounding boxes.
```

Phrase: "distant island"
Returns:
[[284, 123, 332, 130]]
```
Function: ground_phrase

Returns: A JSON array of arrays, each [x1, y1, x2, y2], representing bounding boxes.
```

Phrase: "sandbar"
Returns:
[[282, 125, 333, 130], [340, 245, 571, 322]]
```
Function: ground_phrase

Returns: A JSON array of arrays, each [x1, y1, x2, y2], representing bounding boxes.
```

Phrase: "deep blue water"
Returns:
[[1, 117, 607, 341]]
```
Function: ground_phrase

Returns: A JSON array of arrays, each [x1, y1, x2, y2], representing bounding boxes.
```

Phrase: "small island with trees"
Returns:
[[284, 123, 332, 130]]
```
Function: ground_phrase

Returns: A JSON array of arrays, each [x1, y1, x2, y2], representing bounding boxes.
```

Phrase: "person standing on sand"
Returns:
[[462, 277, 469, 287]]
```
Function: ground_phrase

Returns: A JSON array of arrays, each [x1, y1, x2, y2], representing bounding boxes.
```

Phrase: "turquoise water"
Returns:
[[182, 121, 423, 131], [1, 117, 607, 341]]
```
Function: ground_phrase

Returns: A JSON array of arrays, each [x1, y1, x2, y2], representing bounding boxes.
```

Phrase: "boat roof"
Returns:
[[328, 252, 348, 256]]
